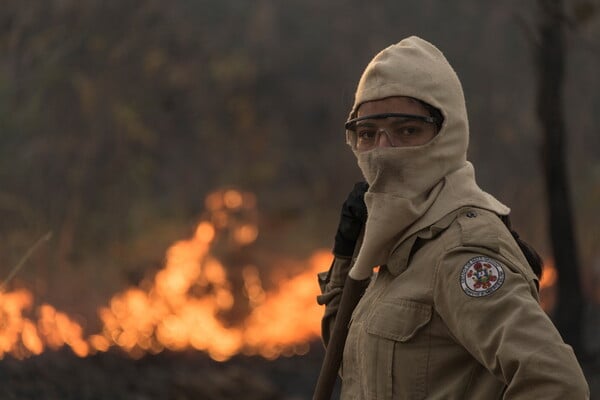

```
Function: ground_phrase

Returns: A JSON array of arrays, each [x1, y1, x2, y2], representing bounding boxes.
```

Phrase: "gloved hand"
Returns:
[[333, 182, 369, 257]]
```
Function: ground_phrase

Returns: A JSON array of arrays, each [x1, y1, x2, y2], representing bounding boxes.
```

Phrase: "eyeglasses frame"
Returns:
[[344, 112, 441, 149], [344, 112, 440, 131]]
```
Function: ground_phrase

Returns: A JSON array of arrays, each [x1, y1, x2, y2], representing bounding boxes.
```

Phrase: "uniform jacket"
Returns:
[[318, 206, 589, 399]]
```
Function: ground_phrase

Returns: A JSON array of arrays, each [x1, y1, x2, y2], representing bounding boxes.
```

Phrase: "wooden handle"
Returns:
[[313, 275, 369, 400]]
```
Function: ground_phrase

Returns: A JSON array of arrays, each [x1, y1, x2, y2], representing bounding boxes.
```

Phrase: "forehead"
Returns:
[[357, 96, 428, 117]]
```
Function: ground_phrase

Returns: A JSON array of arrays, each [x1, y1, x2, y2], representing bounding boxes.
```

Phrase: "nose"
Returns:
[[376, 129, 393, 148]]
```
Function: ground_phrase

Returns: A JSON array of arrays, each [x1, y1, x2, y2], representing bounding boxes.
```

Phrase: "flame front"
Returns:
[[0, 189, 330, 361], [0, 188, 563, 361], [0, 290, 90, 359]]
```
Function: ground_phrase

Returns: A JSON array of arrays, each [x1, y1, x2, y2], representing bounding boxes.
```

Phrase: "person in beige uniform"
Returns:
[[317, 36, 589, 399]]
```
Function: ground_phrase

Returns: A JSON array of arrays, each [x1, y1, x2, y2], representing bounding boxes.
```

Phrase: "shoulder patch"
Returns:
[[460, 256, 505, 297]]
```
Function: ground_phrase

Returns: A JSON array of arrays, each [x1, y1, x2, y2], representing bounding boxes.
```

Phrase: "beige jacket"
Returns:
[[318, 207, 589, 399]]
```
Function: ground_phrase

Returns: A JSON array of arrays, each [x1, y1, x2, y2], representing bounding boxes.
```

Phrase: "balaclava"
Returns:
[[348, 36, 509, 280]]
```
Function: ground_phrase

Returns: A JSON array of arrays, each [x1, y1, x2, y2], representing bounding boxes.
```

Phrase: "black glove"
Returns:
[[333, 182, 369, 257]]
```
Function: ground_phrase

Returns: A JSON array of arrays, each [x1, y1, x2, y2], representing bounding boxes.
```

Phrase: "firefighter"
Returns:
[[317, 36, 589, 399]]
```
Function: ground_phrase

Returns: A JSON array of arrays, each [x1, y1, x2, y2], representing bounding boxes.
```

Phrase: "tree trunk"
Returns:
[[535, 0, 585, 357]]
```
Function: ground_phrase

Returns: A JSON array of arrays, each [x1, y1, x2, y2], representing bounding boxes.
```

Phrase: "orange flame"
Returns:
[[0, 189, 331, 361], [0, 190, 568, 361], [0, 289, 35, 359], [539, 260, 558, 312], [242, 251, 329, 360], [540, 261, 558, 289], [0, 290, 90, 359]]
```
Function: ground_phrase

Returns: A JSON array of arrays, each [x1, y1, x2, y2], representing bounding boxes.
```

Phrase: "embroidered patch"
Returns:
[[460, 256, 505, 297]]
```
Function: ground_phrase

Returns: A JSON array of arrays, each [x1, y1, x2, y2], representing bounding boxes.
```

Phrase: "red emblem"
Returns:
[[460, 257, 505, 297]]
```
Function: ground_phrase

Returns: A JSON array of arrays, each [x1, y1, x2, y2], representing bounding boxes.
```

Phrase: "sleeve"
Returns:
[[433, 248, 590, 400], [316, 256, 353, 346]]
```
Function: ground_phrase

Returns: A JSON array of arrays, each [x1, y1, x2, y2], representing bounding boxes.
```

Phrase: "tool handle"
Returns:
[[313, 275, 369, 400]]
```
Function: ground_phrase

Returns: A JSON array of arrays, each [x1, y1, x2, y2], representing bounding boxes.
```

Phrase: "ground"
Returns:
[[0, 344, 329, 400]]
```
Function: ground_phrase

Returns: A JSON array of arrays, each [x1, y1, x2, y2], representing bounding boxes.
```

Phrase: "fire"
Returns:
[[242, 251, 330, 359], [539, 260, 558, 312], [0, 189, 331, 361], [0, 289, 35, 358], [0, 290, 90, 359], [38, 304, 90, 357], [0, 187, 569, 361]]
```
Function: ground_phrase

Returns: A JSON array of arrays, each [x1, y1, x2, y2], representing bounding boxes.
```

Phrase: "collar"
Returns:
[[386, 208, 463, 276]]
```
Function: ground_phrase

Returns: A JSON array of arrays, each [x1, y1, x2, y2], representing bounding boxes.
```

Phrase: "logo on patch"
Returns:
[[460, 256, 505, 297]]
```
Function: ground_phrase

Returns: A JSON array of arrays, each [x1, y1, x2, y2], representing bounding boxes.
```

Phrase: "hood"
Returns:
[[346, 36, 509, 280], [351, 36, 468, 193]]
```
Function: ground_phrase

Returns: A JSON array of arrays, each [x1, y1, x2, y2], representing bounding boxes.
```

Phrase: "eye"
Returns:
[[392, 126, 421, 137], [357, 128, 377, 140]]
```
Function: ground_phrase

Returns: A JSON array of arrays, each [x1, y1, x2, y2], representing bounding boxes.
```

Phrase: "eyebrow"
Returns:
[[355, 121, 378, 127]]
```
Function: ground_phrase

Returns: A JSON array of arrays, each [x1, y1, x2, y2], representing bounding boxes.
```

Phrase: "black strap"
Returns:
[[500, 215, 543, 288]]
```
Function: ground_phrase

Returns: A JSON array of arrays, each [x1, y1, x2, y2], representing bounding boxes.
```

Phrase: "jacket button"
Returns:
[[466, 211, 477, 218]]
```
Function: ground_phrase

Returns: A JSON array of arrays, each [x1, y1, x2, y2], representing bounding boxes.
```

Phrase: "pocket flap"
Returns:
[[366, 300, 432, 342]]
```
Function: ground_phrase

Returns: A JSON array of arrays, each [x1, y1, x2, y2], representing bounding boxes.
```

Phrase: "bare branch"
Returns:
[[0, 232, 53, 293]]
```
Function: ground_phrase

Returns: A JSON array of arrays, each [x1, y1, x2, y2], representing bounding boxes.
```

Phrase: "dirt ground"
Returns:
[[0, 344, 329, 400]]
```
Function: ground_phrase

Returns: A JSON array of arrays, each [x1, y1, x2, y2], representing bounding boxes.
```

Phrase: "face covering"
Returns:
[[347, 36, 509, 280]]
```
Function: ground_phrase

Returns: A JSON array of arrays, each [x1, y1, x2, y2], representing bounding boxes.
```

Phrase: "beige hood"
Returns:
[[347, 36, 509, 280]]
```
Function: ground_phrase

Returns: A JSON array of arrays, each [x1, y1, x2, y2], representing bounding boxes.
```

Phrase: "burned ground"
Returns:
[[0, 344, 329, 400]]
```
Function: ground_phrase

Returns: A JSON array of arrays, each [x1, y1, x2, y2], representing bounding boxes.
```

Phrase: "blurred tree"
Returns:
[[535, 0, 585, 357]]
